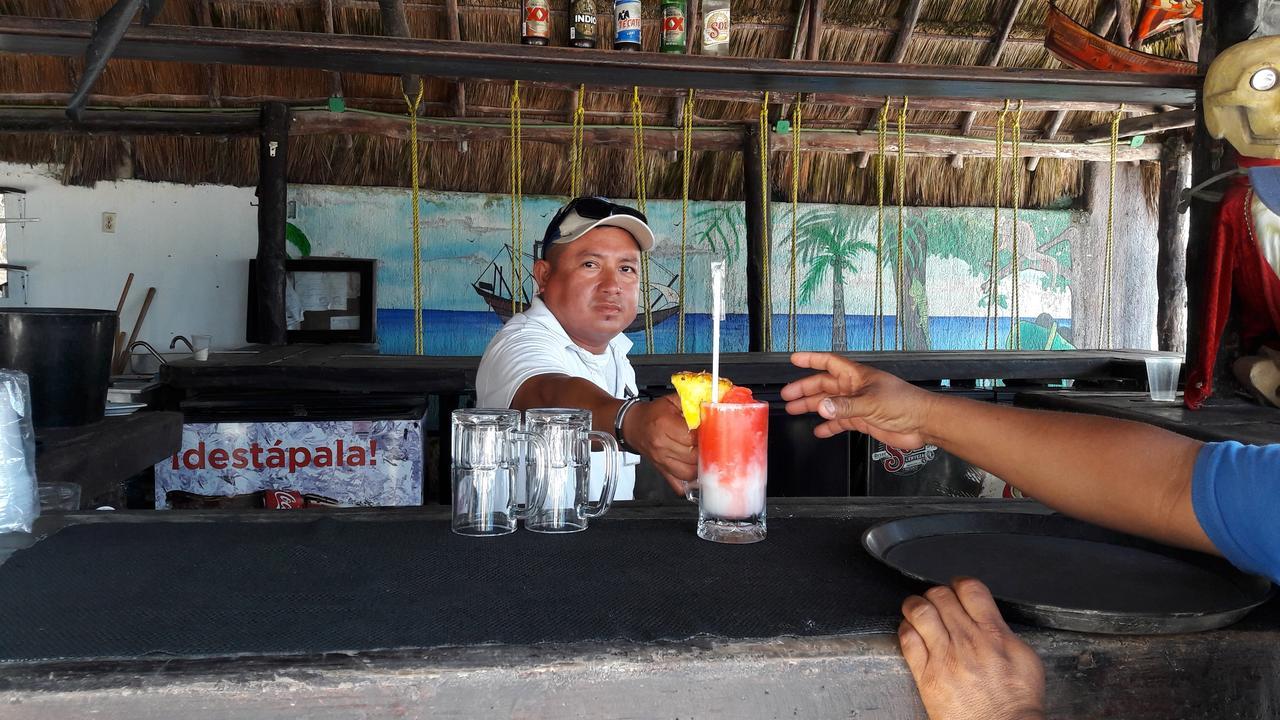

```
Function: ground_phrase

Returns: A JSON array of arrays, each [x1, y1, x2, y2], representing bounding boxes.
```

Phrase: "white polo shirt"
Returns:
[[476, 297, 640, 501]]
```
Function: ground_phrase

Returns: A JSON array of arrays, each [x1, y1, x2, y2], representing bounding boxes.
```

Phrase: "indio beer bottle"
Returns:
[[569, 0, 598, 48]]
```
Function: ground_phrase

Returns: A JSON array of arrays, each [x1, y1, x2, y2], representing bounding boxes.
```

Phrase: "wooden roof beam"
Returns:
[[1073, 107, 1196, 143], [1027, 2, 1116, 171], [377, 0, 419, 97], [0, 107, 1160, 161], [321, 0, 344, 103], [856, 0, 924, 168], [0, 17, 1196, 105], [442, 0, 466, 152], [949, 0, 1026, 169], [200, 0, 222, 107], [1114, 0, 1135, 48]]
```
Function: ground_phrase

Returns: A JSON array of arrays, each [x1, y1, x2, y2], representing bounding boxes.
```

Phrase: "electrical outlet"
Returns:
[[102, 212, 117, 233]]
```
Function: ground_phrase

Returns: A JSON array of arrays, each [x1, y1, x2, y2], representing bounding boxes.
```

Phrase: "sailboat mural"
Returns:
[[472, 243, 683, 332]]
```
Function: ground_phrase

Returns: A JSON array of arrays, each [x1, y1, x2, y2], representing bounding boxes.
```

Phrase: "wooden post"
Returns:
[[743, 123, 771, 353], [255, 102, 289, 345], [1156, 132, 1189, 353], [1185, 0, 1257, 399]]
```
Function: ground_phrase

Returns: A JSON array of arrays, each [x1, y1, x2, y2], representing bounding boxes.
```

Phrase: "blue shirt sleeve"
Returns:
[[1191, 441, 1280, 583]]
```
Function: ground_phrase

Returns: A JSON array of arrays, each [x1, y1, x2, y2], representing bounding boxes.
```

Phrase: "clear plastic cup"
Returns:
[[1145, 356, 1182, 402]]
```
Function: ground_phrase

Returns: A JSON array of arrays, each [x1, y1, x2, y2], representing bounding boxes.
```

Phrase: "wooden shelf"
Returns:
[[0, 16, 1199, 107]]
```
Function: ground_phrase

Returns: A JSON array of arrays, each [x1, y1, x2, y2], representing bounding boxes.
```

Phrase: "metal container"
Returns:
[[0, 308, 118, 428]]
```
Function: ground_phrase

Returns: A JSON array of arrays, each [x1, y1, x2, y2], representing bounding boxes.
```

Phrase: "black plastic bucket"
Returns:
[[0, 308, 119, 428]]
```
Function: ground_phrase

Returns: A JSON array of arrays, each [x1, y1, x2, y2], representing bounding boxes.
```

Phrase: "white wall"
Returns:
[[0, 162, 258, 352]]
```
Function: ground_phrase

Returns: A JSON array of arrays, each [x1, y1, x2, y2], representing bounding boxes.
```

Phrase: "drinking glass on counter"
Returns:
[[450, 409, 547, 537], [686, 399, 769, 544], [523, 408, 619, 533], [191, 334, 212, 362]]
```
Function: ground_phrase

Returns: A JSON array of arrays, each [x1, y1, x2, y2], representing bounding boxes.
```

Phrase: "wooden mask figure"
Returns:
[[1204, 35, 1280, 160], [1186, 35, 1280, 409]]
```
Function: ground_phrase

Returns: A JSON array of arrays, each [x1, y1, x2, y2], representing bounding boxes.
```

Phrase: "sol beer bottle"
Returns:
[[614, 0, 642, 51], [569, 0, 598, 48], [522, 0, 551, 46], [661, 0, 687, 53], [701, 0, 730, 55]]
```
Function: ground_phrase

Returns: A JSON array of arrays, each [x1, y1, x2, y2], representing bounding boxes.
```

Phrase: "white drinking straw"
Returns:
[[710, 260, 725, 401]]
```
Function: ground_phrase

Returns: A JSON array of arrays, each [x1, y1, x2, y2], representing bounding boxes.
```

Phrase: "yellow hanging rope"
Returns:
[[509, 80, 525, 315], [1100, 104, 1124, 349], [631, 87, 654, 352], [874, 97, 890, 351], [570, 84, 586, 198], [894, 96, 908, 352], [985, 100, 1009, 351], [677, 88, 694, 353], [1009, 100, 1023, 350], [788, 98, 802, 352], [403, 80, 426, 355], [758, 92, 773, 352]]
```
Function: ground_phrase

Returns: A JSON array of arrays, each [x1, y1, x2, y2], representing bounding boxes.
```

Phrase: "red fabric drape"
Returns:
[[1185, 156, 1280, 409]]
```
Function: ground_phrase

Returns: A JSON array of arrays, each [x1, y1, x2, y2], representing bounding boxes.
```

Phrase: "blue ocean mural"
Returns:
[[291, 187, 1083, 355]]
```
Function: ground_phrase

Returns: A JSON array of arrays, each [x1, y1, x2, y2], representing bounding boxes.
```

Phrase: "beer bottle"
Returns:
[[661, 0, 686, 53], [569, 0, 598, 48], [701, 0, 730, 56], [614, 0, 642, 51], [522, 0, 551, 46]]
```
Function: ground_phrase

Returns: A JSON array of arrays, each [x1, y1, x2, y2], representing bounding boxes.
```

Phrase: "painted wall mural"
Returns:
[[291, 187, 1085, 356]]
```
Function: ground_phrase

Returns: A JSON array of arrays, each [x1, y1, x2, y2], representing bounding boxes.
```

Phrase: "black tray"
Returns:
[[862, 512, 1274, 634]]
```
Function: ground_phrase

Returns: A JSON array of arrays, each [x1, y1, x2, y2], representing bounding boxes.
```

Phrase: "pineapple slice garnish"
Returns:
[[670, 371, 733, 430]]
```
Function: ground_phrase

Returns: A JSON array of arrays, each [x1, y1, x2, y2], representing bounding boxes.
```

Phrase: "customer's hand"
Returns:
[[899, 578, 1046, 720], [780, 352, 937, 449], [623, 394, 698, 494]]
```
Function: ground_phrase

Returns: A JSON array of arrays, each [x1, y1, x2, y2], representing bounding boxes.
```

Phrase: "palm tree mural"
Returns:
[[791, 208, 876, 351]]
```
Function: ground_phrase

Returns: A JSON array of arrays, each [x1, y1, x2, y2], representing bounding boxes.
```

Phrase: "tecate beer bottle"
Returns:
[[522, 0, 551, 46], [569, 0, 598, 48], [614, 0, 642, 51], [701, 0, 730, 55], [661, 0, 686, 53]]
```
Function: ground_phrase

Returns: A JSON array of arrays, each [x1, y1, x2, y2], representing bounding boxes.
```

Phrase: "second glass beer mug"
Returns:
[[451, 409, 547, 537], [523, 408, 619, 533], [685, 399, 769, 544]]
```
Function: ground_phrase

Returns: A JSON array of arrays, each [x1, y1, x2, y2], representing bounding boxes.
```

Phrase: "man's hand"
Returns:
[[780, 352, 938, 449], [899, 578, 1046, 720], [623, 394, 697, 494]]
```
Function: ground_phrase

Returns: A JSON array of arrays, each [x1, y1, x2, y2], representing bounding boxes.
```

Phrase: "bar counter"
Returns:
[[1, 498, 1276, 719]]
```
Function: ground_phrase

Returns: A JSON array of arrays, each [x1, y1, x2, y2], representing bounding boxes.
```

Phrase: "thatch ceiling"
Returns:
[[0, 0, 1188, 207]]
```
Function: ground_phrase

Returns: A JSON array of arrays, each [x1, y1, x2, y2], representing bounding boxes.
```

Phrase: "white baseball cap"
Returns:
[[541, 196, 656, 258]]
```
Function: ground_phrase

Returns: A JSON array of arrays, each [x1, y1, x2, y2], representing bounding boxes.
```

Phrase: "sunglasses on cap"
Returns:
[[541, 196, 649, 253]]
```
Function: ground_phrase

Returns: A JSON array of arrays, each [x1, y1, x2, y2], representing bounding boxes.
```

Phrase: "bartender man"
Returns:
[[476, 196, 695, 501], [782, 351, 1280, 720]]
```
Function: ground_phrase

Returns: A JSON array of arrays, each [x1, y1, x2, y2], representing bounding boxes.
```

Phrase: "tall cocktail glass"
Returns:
[[688, 399, 768, 544]]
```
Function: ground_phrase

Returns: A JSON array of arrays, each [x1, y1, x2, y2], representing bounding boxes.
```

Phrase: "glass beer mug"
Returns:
[[523, 408, 619, 533], [451, 409, 548, 537]]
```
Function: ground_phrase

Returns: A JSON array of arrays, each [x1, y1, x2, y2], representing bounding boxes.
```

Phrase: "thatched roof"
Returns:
[[0, 0, 1188, 207]]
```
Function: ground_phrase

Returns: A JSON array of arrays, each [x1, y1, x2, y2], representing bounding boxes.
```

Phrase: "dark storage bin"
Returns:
[[0, 308, 118, 428]]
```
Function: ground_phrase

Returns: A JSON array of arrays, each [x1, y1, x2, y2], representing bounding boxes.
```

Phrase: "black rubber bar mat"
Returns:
[[0, 516, 924, 662]]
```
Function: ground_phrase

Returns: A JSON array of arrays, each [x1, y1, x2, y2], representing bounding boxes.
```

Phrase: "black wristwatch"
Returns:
[[613, 396, 646, 454]]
